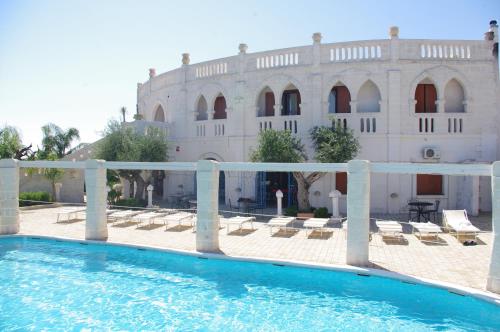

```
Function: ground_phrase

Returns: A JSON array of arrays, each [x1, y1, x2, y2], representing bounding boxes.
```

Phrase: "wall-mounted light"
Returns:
[[176, 146, 180, 152]]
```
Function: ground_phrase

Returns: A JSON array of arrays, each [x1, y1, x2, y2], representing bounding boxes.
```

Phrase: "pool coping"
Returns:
[[2, 233, 500, 307]]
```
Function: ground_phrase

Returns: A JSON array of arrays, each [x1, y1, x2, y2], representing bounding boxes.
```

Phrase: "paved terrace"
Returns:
[[18, 206, 493, 291]]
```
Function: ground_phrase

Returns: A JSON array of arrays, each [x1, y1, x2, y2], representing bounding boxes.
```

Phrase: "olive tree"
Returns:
[[96, 120, 168, 200], [250, 127, 359, 211]]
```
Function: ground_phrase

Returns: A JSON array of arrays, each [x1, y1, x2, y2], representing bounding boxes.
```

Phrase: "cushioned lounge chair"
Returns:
[[442, 210, 479, 242], [56, 207, 86, 223], [159, 212, 195, 230], [266, 216, 296, 235], [132, 211, 169, 228], [409, 221, 442, 240], [375, 220, 403, 239], [302, 218, 330, 237], [221, 216, 255, 234]]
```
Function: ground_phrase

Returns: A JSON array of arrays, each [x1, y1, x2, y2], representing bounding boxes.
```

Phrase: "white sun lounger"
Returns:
[[376, 220, 403, 239], [132, 211, 169, 228], [303, 218, 330, 237], [409, 222, 442, 239], [222, 216, 255, 234], [266, 217, 296, 235], [107, 210, 142, 223], [442, 210, 479, 242], [56, 207, 86, 223], [160, 212, 195, 230]]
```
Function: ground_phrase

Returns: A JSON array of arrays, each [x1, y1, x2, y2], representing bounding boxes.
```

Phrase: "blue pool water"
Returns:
[[0, 238, 499, 331]]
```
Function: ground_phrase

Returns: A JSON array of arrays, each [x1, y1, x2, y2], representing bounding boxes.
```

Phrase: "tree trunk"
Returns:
[[134, 175, 146, 201], [51, 181, 56, 202], [293, 172, 311, 211], [292, 171, 327, 211]]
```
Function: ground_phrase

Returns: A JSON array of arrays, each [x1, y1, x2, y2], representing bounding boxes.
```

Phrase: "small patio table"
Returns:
[[408, 201, 433, 222]]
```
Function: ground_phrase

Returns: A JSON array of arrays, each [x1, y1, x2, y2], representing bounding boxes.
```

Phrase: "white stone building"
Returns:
[[135, 22, 500, 215]]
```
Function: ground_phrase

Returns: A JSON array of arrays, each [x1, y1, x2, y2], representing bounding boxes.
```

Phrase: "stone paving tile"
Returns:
[[15, 207, 494, 291]]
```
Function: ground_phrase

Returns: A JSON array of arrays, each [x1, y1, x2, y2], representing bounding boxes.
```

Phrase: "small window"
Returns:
[[281, 87, 301, 116], [417, 174, 443, 195], [213, 95, 227, 119], [336, 172, 347, 195]]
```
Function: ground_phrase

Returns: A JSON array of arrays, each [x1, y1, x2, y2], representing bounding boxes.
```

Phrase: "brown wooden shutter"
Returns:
[[213, 96, 227, 119], [336, 86, 351, 113], [417, 174, 443, 195], [336, 172, 347, 195], [415, 84, 425, 113], [265, 92, 275, 116], [425, 85, 437, 113]]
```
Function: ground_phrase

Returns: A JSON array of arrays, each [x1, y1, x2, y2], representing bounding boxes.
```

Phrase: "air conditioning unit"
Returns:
[[423, 147, 441, 159]]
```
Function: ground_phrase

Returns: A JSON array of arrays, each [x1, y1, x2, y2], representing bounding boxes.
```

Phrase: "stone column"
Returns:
[[0, 159, 20, 234], [54, 182, 63, 202], [276, 190, 283, 216], [147, 184, 154, 208], [85, 159, 108, 240], [346, 160, 371, 266], [487, 161, 500, 293], [329, 190, 341, 218], [196, 160, 220, 252]]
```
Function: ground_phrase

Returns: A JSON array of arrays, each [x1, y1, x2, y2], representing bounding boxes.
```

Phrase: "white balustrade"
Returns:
[[195, 62, 228, 78], [420, 44, 471, 59], [330, 44, 382, 62], [256, 52, 299, 69]]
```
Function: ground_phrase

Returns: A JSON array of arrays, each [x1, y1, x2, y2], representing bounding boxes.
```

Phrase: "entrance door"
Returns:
[[260, 172, 297, 208]]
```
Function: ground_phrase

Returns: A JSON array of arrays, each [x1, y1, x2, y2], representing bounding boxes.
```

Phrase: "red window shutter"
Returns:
[[265, 92, 275, 116], [425, 85, 437, 113], [336, 172, 347, 195], [417, 174, 443, 195], [336, 86, 351, 113], [415, 84, 425, 113], [213, 96, 227, 119]]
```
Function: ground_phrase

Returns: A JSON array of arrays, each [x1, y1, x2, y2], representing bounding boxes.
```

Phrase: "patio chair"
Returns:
[[266, 216, 296, 235], [375, 220, 404, 240], [222, 215, 255, 234], [422, 200, 440, 223], [56, 207, 86, 223], [302, 218, 330, 237], [409, 221, 442, 240], [131, 211, 168, 228], [407, 199, 419, 222], [107, 210, 142, 224], [442, 210, 479, 242], [159, 211, 195, 230], [228, 198, 240, 212]]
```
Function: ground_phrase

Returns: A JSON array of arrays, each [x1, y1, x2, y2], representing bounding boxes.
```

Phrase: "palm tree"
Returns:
[[120, 106, 127, 123], [40, 123, 80, 158]]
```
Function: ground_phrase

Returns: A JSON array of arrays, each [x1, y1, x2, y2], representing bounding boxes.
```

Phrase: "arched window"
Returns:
[[281, 84, 301, 116], [154, 105, 165, 122], [328, 85, 351, 113], [213, 93, 227, 119], [415, 79, 437, 113], [196, 96, 208, 121], [444, 79, 465, 113], [357, 80, 381, 113], [257, 87, 275, 117]]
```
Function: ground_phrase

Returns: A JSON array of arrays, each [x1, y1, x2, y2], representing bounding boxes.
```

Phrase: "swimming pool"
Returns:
[[0, 237, 499, 331]]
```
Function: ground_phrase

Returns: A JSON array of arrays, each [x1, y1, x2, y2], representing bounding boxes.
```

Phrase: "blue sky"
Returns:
[[0, 0, 498, 148]]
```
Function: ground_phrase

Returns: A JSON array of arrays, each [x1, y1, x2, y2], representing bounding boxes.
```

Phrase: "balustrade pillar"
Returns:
[[487, 161, 500, 293], [84, 159, 108, 240], [196, 160, 220, 252], [0, 159, 20, 234], [346, 160, 371, 266]]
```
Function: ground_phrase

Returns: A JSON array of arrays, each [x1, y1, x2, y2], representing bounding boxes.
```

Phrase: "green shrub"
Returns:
[[314, 207, 330, 218], [19, 191, 52, 206], [284, 205, 298, 217], [114, 198, 146, 208]]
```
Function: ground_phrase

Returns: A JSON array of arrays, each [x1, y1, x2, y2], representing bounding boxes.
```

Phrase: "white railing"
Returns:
[[329, 45, 382, 62], [399, 40, 491, 61], [258, 117, 300, 134], [214, 120, 226, 136], [195, 62, 228, 78], [256, 52, 299, 69], [329, 113, 383, 134], [420, 44, 471, 59], [414, 114, 465, 134], [447, 117, 464, 133], [196, 123, 206, 137]]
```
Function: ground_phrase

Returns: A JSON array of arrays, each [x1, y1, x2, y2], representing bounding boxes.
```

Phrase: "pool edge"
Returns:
[[2, 233, 500, 306]]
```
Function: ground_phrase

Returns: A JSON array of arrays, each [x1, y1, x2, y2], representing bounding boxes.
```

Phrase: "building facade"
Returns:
[[135, 23, 500, 215]]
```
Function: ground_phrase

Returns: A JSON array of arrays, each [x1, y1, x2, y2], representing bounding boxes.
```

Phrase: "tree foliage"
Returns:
[[250, 129, 306, 163], [0, 125, 23, 159], [96, 120, 168, 200], [250, 127, 360, 211], [310, 126, 360, 163]]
